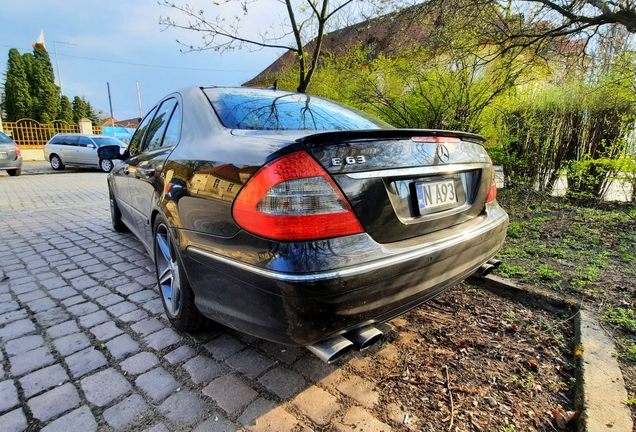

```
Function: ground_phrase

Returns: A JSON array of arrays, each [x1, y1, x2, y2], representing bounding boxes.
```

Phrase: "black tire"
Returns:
[[100, 158, 114, 173], [153, 216, 207, 332], [109, 187, 129, 233], [7, 168, 21, 176], [49, 154, 65, 170]]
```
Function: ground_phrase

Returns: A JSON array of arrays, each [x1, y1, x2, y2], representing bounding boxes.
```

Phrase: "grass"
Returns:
[[603, 306, 636, 333]]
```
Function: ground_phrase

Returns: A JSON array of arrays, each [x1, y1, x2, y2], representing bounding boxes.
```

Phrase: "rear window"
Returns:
[[0, 132, 13, 143], [204, 88, 388, 131], [92, 137, 126, 148]]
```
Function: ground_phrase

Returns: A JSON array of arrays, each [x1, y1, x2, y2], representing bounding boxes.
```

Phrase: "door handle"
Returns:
[[136, 166, 156, 179]]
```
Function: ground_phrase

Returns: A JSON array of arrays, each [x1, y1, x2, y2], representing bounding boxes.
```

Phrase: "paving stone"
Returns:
[[164, 345, 196, 364], [0, 319, 36, 341], [0, 310, 27, 327], [141, 298, 164, 314], [106, 334, 140, 359], [144, 328, 182, 351], [142, 423, 170, 432], [61, 269, 84, 280], [259, 341, 304, 364], [67, 302, 99, 317], [107, 301, 137, 317], [81, 368, 132, 407], [62, 295, 85, 307], [35, 307, 70, 327], [136, 274, 157, 287], [336, 375, 379, 408], [20, 364, 69, 398], [0, 408, 28, 432], [65, 348, 108, 378], [89, 321, 123, 341], [103, 394, 148, 430], [238, 398, 278, 427], [131, 317, 164, 336], [157, 390, 206, 423], [27, 297, 57, 313], [112, 281, 141, 295], [47, 320, 80, 339], [293, 356, 338, 382], [247, 406, 301, 431], [0, 300, 18, 315], [333, 406, 390, 432], [119, 309, 148, 323], [78, 310, 110, 328], [48, 286, 78, 300], [113, 262, 136, 272], [120, 352, 159, 375], [0, 379, 19, 413], [27, 382, 80, 421], [53, 332, 91, 356], [135, 368, 180, 402], [292, 386, 341, 426], [0, 293, 11, 303], [183, 355, 226, 384], [203, 374, 257, 414], [9, 346, 55, 376], [17, 289, 46, 303], [192, 413, 236, 432], [10, 282, 38, 295], [226, 349, 276, 379], [204, 335, 245, 360], [5, 335, 43, 356], [258, 367, 305, 400], [96, 293, 124, 307], [40, 406, 97, 432], [70, 276, 98, 291], [85, 264, 109, 274], [128, 290, 159, 303]]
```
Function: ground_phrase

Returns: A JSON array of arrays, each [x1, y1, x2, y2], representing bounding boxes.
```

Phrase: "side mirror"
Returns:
[[86, 144, 95, 149], [97, 145, 124, 160]]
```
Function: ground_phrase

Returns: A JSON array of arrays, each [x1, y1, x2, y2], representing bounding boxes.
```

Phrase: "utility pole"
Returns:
[[107, 82, 115, 136], [53, 41, 76, 95]]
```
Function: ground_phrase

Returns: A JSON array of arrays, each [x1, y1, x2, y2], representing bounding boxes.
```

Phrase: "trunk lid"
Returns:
[[298, 129, 493, 243]]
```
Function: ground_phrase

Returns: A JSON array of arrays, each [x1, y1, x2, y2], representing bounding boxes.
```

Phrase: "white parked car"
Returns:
[[43, 133, 127, 173]]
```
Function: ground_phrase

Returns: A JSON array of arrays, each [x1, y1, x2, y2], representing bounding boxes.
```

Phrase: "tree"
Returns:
[[72, 96, 87, 123], [85, 100, 100, 125], [58, 95, 74, 123], [3, 48, 32, 121], [159, 0, 395, 93]]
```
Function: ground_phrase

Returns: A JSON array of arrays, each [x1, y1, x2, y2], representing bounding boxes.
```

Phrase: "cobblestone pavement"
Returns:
[[0, 172, 399, 431]]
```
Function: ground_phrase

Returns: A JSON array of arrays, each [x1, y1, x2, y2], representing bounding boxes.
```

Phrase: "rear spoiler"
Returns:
[[297, 129, 486, 147]]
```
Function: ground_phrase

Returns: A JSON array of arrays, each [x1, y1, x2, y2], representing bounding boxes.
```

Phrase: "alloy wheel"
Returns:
[[155, 224, 181, 317]]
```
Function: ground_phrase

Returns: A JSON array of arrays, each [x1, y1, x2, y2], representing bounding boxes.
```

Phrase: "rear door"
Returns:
[[77, 136, 97, 166], [61, 135, 80, 164]]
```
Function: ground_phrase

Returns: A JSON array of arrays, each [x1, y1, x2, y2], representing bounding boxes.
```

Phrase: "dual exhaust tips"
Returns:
[[307, 325, 384, 364], [476, 258, 502, 277]]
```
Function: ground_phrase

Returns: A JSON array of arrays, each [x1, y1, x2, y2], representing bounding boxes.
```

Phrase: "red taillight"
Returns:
[[15, 144, 21, 156], [232, 151, 364, 241], [486, 159, 497, 203]]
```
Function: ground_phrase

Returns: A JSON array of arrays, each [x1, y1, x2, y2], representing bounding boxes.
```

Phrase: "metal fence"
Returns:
[[3, 119, 103, 148]]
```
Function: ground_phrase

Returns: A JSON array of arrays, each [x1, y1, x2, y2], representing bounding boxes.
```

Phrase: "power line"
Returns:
[[0, 44, 257, 73]]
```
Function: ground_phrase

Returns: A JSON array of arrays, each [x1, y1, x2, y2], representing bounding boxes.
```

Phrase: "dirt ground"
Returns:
[[350, 282, 577, 432]]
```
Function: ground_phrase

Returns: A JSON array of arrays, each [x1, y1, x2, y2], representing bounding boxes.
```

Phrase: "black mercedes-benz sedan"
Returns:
[[99, 86, 508, 363]]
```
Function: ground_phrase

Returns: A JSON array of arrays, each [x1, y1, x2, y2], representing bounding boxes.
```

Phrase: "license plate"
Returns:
[[416, 179, 457, 211], [0, 152, 6, 160]]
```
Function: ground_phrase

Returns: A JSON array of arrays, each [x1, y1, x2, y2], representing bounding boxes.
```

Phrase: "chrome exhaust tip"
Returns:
[[306, 335, 354, 364], [487, 258, 502, 269], [344, 325, 384, 351], [477, 263, 495, 277]]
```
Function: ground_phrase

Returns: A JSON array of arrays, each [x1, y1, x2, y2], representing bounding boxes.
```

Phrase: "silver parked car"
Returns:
[[0, 131, 22, 176], [43, 133, 127, 173]]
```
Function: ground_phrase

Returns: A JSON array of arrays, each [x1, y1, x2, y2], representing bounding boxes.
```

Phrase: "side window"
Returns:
[[162, 104, 181, 147], [143, 98, 178, 152], [79, 137, 93, 147], [64, 136, 80, 146], [51, 136, 65, 145], [128, 107, 158, 156]]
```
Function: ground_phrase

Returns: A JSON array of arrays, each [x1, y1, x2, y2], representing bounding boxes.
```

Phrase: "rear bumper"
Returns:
[[0, 155, 22, 170], [183, 201, 508, 346]]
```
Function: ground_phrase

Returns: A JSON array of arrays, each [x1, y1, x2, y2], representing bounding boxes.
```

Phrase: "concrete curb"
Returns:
[[469, 274, 633, 432]]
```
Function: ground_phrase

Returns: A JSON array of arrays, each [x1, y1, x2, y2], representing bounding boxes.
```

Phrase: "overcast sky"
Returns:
[[0, 0, 289, 120]]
